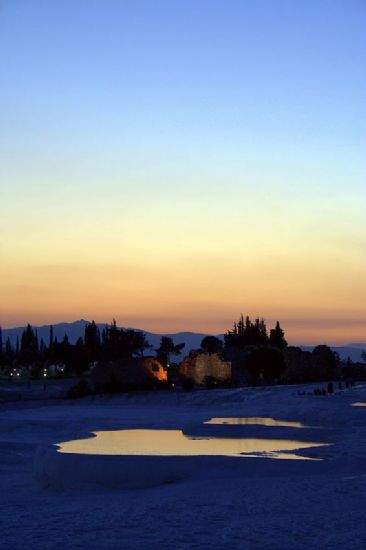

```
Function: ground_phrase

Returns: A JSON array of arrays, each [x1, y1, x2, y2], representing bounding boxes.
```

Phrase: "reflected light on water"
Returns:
[[204, 417, 306, 428], [57, 429, 329, 460], [352, 402, 366, 407]]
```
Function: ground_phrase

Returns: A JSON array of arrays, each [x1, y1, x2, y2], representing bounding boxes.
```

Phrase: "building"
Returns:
[[179, 351, 231, 385], [91, 356, 167, 391]]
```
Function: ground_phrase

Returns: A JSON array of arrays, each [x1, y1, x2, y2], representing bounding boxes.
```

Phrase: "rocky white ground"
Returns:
[[1, 383, 366, 549]]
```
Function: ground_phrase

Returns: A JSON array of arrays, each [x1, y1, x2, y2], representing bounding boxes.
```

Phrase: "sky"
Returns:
[[0, 0, 365, 344]]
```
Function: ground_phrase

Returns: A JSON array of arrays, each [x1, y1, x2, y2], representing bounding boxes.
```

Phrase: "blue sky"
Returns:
[[0, 0, 365, 342]]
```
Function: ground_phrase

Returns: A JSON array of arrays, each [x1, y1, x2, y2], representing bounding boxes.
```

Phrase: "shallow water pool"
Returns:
[[57, 429, 329, 460], [204, 417, 306, 428]]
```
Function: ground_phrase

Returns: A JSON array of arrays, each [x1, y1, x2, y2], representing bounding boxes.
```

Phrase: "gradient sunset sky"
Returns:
[[0, 0, 365, 344]]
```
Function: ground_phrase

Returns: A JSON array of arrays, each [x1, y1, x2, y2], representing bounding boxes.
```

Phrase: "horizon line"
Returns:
[[1, 318, 364, 348]]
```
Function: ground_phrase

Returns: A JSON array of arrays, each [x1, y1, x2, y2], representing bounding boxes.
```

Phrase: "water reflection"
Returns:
[[204, 417, 305, 428], [352, 402, 366, 407], [57, 429, 329, 460]]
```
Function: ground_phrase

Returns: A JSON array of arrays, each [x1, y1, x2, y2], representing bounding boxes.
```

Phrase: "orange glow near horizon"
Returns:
[[0, 251, 365, 344]]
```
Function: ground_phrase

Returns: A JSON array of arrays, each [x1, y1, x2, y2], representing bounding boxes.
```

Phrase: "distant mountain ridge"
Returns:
[[1, 320, 218, 355], [1, 320, 365, 362]]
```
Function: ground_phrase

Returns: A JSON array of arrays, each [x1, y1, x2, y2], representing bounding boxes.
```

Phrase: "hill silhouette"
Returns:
[[1, 320, 365, 361]]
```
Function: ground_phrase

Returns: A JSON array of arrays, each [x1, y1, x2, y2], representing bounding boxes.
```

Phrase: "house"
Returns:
[[91, 356, 167, 391], [179, 351, 231, 385]]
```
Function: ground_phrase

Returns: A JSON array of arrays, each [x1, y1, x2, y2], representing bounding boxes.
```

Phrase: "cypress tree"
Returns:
[[269, 321, 287, 350]]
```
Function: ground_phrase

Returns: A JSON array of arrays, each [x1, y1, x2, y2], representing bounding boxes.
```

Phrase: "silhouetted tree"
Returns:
[[4, 337, 14, 364], [123, 329, 151, 357], [156, 336, 185, 368], [102, 321, 151, 360], [49, 325, 54, 348], [39, 338, 46, 361], [84, 320, 101, 361], [65, 337, 89, 375], [200, 336, 223, 355], [312, 345, 339, 381], [269, 321, 287, 349], [246, 347, 286, 385], [283, 346, 313, 383], [103, 320, 119, 359], [224, 315, 269, 348], [20, 324, 39, 364]]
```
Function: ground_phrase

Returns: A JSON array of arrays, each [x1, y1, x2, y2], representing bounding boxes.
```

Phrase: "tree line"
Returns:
[[0, 321, 152, 375], [0, 315, 360, 385]]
